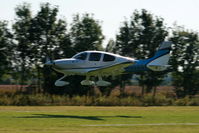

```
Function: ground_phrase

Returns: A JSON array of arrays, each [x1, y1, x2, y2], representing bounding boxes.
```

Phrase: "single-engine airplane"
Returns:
[[45, 41, 172, 86]]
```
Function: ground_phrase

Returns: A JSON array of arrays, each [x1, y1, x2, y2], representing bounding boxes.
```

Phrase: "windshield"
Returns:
[[73, 52, 88, 60]]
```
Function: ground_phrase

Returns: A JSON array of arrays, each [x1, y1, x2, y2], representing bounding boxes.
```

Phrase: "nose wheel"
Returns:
[[55, 75, 69, 86]]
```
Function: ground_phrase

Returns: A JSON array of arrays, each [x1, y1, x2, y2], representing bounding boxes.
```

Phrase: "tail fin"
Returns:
[[146, 41, 172, 71]]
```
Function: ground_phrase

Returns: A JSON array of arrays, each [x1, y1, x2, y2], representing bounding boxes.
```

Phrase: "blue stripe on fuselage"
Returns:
[[124, 49, 170, 73]]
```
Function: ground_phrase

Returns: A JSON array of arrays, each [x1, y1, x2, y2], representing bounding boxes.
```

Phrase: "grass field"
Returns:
[[0, 106, 199, 133]]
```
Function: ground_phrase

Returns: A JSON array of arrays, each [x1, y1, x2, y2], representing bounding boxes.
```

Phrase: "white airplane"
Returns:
[[45, 41, 172, 86]]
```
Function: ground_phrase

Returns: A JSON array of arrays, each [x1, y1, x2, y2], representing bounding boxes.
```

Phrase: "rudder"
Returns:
[[146, 41, 172, 71]]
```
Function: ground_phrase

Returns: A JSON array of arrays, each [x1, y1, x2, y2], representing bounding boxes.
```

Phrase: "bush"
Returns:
[[188, 97, 199, 106], [140, 94, 174, 106], [174, 97, 190, 106], [0, 91, 197, 106]]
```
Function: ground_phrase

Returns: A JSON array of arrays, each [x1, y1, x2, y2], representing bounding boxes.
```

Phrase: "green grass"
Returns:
[[0, 106, 199, 133]]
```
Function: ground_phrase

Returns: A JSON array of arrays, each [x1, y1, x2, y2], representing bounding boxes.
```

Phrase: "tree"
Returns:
[[12, 3, 33, 87], [67, 13, 104, 96], [71, 13, 104, 52], [0, 21, 13, 82], [114, 9, 168, 94], [105, 39, 115, 52], [29, 3, 72, 93], [170, 26, 199, 98], [12, 3, 72, 94]]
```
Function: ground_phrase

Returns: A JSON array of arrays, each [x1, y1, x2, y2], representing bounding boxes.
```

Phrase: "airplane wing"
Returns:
[[87, 61, 134, 77]]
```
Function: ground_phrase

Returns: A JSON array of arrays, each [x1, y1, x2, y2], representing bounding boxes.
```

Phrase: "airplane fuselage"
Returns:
[[46, 51, 136, 76], [45, 41, 172, 86]]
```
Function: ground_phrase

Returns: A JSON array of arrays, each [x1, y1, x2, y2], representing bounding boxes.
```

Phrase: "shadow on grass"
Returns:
[[16, 114, 142, 121]]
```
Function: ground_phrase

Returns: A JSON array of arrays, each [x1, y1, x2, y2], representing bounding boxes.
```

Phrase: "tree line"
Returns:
[[0, 3, 198, 98]]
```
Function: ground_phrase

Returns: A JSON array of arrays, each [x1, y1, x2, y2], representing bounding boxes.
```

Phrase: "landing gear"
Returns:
[[81, 75, 111, 86], [81, 76, 95, 86], [55, 75, 69, 86], [55, 75, 111, 87], [96, 76, 111, 86]]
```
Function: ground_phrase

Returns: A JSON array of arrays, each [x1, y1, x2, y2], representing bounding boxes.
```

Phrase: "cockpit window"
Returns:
[[103, 54, 115, 62], [73, 52, 87, 60], [89, 53, 101, 61]]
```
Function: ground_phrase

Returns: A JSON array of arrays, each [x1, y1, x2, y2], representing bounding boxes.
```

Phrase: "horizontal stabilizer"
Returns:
[[147, 65, 171, 71]]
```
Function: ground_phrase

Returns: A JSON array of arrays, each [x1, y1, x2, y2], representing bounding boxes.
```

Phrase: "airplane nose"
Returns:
[[45, 61, 53, 66]]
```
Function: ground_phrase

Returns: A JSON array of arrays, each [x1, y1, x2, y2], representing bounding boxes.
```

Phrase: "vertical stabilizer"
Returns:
[[146, 41, 172, 71]]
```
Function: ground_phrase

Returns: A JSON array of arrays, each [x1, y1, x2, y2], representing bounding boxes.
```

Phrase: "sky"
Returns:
[[0, 0, 199, 45]]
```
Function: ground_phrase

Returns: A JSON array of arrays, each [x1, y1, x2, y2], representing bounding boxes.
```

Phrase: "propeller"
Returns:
[[45, 57, 54, 66], [45, 52, 55, 66]]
